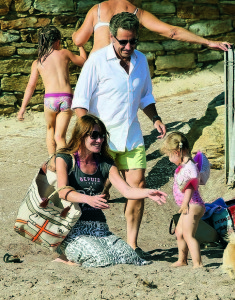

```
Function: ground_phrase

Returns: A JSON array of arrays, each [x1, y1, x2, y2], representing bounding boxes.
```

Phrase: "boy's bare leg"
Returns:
[[121, 169, 145, 250], [54, 110, 72, 150], [44, 106, 57, 171]]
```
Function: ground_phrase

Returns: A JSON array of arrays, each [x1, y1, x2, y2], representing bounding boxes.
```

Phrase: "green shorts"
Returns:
[[109, 146, 146, 170]]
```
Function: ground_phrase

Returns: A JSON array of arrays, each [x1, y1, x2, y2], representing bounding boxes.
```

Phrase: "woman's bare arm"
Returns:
[[72, 7, 96, 46], [109, 165, 167, 205], [140, 9, 231, 51]]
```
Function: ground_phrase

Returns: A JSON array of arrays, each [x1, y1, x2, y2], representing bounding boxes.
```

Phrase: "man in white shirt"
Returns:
[[72, 12, 166, 259]]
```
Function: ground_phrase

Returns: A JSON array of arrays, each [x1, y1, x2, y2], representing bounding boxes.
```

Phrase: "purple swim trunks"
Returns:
[[44, 93, 73, 112]]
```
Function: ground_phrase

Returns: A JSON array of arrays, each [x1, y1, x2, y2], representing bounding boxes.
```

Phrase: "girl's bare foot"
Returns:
[[171, 261, 188, 267], [193, 264, 203, 269]]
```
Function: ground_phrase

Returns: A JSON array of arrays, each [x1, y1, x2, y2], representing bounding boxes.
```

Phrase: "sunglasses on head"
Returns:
[[89, 131, 105, 140], [114, 36, 138, 46]]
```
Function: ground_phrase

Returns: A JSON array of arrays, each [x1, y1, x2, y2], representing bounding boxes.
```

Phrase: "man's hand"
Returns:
[[154, 120, 166, 139], [148, 189, 168, 205], [207, 40, 232, 51]]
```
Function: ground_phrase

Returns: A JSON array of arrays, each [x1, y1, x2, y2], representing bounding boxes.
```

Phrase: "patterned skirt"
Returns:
[[57, 220, 150, 268]]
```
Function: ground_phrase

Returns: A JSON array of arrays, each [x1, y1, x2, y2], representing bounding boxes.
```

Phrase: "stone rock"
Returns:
[[142, 1, 176, 14], [155, 53, 196, 71], [52, 15, 78, 26], [30, 94, 43, 105], [12, 41, 36, 48], [11, 0, 32, 12], [189, 20, 233, 37], [34, 0, 74, 13], [17, 47, 38, 55], [0, 94, 17, 105], [31, 104, 43, 111], [0, 59, 33, 74], [60, 28, 75, 38], [0, 0, 12, 15], [189, 105, 225, 170], [162, 40, 201, 51], [177, 3, 219, 19], [0, 17, 50, 30], [1, 75, 43, 92], [75, 0, 99, 14], [145, 52, 156, 61], [137, 42, 163, 52], [0, 106, 15, 115], [0, 31, 20, 43], [139, 27, 167, 42], [160, 16, 186, 27], [0, 45, 16, 56], [195, 0, 218, 3], [198, 50, 223, 62], [220, 4, 235, 15], [70, 74, 78, 85]]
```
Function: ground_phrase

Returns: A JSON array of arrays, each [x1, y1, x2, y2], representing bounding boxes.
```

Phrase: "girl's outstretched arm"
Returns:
[[109, 165, 167, 204], [17, 60, 39, 120], [139, 9, 231, 51], [72, 7, 95, 46]]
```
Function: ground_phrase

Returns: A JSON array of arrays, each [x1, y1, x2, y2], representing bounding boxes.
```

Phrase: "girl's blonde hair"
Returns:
[[160, 131, 190, 156], [58, 114, 111, 160]]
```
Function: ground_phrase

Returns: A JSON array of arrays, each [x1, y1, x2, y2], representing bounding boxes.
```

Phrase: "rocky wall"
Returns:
[[0, 0, 234, 115]]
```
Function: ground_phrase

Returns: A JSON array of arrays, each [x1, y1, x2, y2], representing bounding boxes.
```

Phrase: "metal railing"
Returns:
[[225, 45, 235, 187]]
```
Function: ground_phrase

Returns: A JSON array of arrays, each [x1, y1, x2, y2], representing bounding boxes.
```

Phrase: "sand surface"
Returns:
[[1, 62, 235, 299]]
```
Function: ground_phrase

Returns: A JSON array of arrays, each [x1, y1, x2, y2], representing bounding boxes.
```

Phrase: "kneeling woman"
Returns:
[[55, 114, 167, 267]]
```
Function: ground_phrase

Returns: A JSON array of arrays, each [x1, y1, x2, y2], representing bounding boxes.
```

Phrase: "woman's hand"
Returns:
[[178, 203, 189, 215], [86, 194, 110, 209], [148, 190, 168, 205]]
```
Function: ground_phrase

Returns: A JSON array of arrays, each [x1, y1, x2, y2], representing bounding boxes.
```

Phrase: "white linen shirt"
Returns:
[[72, 44, 156, 151]]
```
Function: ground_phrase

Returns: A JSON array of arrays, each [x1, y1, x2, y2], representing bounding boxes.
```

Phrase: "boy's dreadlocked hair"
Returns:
[[38, 26, 61, 63]]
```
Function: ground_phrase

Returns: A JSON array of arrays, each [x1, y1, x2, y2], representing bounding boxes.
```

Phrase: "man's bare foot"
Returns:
[[171, 261, 188, 267]]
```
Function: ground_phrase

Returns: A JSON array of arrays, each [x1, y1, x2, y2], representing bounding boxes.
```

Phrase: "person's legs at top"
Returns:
[[181, 204, 204, 268], [171, 213, 189, 267], [54, 109, 72, 150], [44, 105, 57, 171]]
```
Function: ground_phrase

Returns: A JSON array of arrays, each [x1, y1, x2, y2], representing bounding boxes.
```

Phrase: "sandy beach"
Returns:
[[1, 62, 235, 299]]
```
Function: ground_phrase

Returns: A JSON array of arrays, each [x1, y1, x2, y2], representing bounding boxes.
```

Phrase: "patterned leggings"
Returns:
[[58, 221, 150, 268]]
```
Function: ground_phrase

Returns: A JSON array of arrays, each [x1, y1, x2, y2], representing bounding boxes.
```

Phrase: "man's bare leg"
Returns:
[[121, 168, 145, 250]]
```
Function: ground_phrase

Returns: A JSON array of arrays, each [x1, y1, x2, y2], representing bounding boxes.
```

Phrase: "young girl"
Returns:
[[161, 131, 205, 268], [18, 26, 87, 171]]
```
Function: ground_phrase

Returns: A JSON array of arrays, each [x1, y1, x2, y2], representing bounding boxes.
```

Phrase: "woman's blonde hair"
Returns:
[[160, 131, 190, 156], [58, 114, 111, 159]]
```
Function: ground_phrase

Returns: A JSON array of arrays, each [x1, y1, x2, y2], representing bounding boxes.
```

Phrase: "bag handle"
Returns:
[[40, 185, 76, 217], [169, 217, 176, 235]]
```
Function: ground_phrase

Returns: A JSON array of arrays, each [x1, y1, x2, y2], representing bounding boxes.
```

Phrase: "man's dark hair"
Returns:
[[109, 12, 139, 37]]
